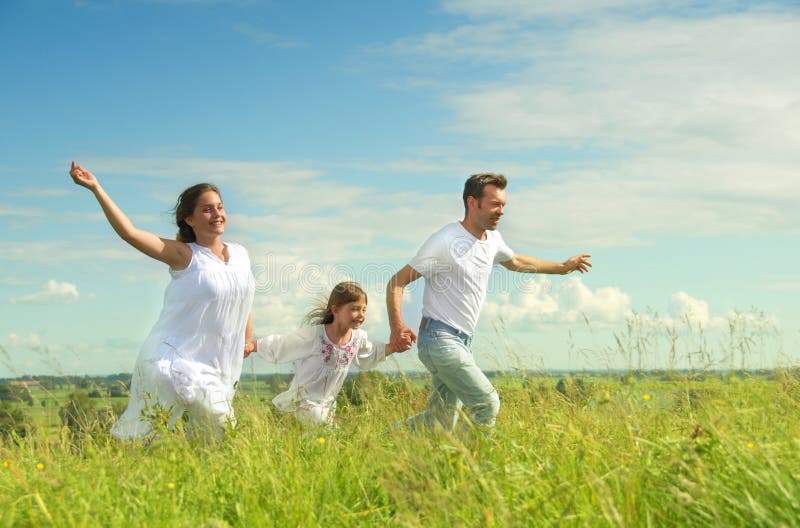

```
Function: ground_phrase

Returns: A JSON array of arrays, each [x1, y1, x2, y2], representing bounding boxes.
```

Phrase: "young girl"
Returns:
[[246, 282, 410, 427], [69, 161, 255, 440]]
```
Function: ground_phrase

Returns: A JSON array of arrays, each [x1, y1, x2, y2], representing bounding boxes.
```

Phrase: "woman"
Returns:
[[69, 161, 255, 440]]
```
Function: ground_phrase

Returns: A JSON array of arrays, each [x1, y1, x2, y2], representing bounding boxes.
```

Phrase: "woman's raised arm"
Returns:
[[70, 161, 192, 269]]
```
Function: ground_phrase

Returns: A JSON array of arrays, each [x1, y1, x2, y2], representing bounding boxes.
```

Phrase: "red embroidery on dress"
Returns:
[[320, 335, 358, 371]]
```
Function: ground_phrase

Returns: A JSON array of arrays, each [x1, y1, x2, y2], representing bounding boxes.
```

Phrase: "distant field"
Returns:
[[2, 371, 799, 526]]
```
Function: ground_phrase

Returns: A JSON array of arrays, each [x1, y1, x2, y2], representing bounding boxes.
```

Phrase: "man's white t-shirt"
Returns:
[[409, 221, 514, 335]]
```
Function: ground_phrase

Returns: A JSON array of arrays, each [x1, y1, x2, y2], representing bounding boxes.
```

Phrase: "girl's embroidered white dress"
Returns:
[[111, 242, 255, 439], [256, 326, 386, 420]]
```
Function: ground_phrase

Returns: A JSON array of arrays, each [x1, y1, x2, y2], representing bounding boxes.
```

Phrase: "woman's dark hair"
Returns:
[[173, 183, 221, 242], [304, 282, 367, 326]]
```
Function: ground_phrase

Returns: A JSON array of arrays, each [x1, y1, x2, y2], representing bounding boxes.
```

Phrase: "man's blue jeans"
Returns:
[[406, 318, 500, 433]]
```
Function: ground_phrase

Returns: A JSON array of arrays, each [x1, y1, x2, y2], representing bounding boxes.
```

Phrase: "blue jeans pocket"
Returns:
[[421, 330, 468, 372]]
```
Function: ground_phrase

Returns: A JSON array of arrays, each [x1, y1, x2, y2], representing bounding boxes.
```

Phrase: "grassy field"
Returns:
[[2, 370, 800, 527]]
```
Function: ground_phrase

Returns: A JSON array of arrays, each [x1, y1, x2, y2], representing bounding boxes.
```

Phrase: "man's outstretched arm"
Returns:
[[501, 253, 592, 274]]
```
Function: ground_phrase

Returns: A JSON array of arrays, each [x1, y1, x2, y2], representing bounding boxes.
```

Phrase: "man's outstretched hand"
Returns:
[[563, 253, 592, 274]]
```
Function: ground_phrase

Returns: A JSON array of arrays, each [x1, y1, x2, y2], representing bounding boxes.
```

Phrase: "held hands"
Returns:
[[69, 161, 99, 191], [387, 332, 413, 355], [389, 324, 417, 354], [563, 253, 592, 274], [243, 338, 257, 358]]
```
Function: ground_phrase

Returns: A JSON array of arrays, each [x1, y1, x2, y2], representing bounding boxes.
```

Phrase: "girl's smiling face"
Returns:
[[332, 296, 368, 329]]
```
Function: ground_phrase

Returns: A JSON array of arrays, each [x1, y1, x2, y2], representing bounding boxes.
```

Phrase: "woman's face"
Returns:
[[185, 191, 225, 239]]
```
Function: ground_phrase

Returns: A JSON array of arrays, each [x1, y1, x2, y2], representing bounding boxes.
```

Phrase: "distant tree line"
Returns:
[[0, 374, 132, 405]]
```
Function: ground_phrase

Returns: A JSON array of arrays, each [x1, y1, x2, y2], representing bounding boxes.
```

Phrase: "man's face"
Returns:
[[472, 184, 506, 231]]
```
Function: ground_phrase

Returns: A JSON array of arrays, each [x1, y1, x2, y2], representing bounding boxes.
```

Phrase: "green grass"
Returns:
[[3, 386, 129, 436], [2, 371, 800, 527]]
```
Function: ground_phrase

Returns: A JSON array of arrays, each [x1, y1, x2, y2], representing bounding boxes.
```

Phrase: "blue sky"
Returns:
[[1, 0, 798, 377]]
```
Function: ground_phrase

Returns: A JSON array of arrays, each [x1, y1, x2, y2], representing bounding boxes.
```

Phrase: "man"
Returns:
[[386, 173, 591, 433]]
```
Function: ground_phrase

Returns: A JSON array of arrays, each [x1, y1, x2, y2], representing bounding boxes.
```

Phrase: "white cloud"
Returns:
[[73, 0, 120, 10], [2, 206, 105, 230], [0, 205, 48, 217], [8, 188, 75, 198], [0, 333, 131, 377], [251, 292, 308, 334], [80, 148, 785, 270], [4, 332, 43, 349], [88, 157, 362, 215], [2, 240, 134, 263], [248, 255, 399, 343], [441, 0, 663, 19], [442, 14, 800, 153], [233, 22, 304, 48], [767, 282, 800, 292], [483, 276, 632, 327], [669, 291, 714, 328], [0, 277, 32, 286], [481, 280, 764, 335], [80, 156, 468, 263], [626, 292, 763, 331], [10, 280, 80, 305], [374, 4, 800, 247]]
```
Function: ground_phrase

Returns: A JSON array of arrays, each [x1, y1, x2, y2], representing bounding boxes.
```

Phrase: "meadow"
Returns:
[[2, 367, 799, 527]]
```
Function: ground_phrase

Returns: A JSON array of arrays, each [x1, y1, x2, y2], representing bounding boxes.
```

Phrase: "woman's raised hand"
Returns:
[[69, 161, 99, 191]]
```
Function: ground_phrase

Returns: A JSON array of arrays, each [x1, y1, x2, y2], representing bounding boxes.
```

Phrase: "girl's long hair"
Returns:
[[304, 282, 367, 325], [172, 183, 221, 242]]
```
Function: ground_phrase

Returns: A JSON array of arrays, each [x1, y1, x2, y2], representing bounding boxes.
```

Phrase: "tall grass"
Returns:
[[564, 307, 781, 373], [0, 309, 795, 526], [2, 370, 800, 527]]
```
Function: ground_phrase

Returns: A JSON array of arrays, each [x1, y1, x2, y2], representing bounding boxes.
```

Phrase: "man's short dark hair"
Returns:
[[462, 172, 507, 214]]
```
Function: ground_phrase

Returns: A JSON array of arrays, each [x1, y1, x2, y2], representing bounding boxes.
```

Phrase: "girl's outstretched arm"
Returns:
[[70, 161, 192, 270], [254, 325, 319, 363], [353, 330, 410, 371]]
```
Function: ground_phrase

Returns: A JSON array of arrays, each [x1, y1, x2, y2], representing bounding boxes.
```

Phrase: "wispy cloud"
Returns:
[[8, 188, 75, 198], [83, 156, 464, 259], [481, 279, 759, 333], [0, 278, 33, 286], [1, 205, 106, 226], [3, 332, 43, 349], [0, 205, 48, 218], [767, 282, 800, 293], [10, 280, 80, 305], [1, 240, 134, 263], [442, 0, 798, 20], [370, 3, 800, 247], [141, 0, 256, 5], [233, 22, 304, 48], [483, 276, 632, 328], [87, 156, 334, 213], [73, 0, 122, 11]]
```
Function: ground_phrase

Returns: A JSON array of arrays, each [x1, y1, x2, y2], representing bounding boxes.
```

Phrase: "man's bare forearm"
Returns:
[[505, 254, 566, 274], [503, 253, 592, 275], [386, 280, 406, 330]]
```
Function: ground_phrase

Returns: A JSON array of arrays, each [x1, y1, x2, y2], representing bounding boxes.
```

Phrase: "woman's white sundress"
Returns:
[[256, 325, 386, 426], [111, 242, 255, 439]]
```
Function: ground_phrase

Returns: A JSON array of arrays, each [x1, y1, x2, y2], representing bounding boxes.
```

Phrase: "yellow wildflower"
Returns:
[[2, 460, 9, 469], [167, 482, 175, 490], [642, 394, 651, 401], [36, 463, 44, 470], [746, 442, 754, 449], [317, 437, 326, 444]]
